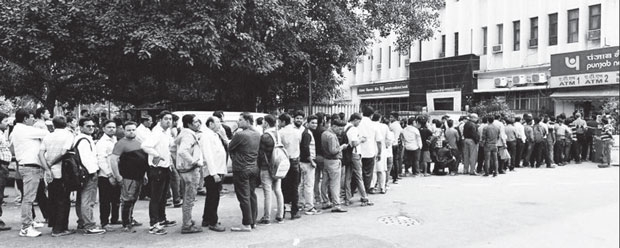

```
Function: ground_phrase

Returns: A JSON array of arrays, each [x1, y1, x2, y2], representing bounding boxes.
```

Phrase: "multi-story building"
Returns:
[[343, 0, 619, 118]]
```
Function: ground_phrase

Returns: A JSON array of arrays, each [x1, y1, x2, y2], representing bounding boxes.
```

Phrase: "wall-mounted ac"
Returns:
[[587, 29, 601, 41], [531, 73, 547, 84], [492, 44, 503, 54], [494, 77, 508, 88], [376, 63, 382, 71], [439, 52, 445, 58], [512, 75, 527, 86]]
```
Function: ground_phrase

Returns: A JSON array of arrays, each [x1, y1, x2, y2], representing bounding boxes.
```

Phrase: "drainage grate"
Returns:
[[378, 215, 422, 226]]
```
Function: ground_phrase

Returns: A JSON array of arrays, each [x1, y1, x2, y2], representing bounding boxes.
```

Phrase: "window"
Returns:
[[388, 46, 392, 68], [379, 48, 382, 63], [441, 34, 446, 56], [482, 27, 487, 54], [589, 4, 601, 30], [434, 98, 454, 111], [497, 24, 503, 44], [530, 17, 538, 47], [398, 52, 401, 67], [549, 13, 558, 45], [513, 21, 520, 51], [454, 32, 459, 56], [568, 9, 579, 43], [370, 49, 373, 71]]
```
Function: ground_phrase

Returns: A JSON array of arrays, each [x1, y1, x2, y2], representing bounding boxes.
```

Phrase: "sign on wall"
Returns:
[[357, 80, 409, 95], [549, 46, 619, 88]]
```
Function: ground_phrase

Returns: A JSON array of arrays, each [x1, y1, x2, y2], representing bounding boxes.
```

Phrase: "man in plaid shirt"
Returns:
[[0, 111, 12, 231]]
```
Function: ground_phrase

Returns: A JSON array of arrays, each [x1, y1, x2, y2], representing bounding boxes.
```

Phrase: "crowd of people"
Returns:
[[0, 105, 616, 237]]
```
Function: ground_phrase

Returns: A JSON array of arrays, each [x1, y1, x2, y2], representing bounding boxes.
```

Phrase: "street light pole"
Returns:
[[308, 63, 312, 115]]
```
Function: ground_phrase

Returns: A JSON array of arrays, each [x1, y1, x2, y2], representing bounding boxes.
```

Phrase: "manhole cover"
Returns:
[[378, 215, 422, 226]]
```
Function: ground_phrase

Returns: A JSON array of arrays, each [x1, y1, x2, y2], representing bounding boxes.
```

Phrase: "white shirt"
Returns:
[[358, 117, 379, 158], [10, 123, 48, 165], [200, 128, 228, 176], [74, 133, 98, 174], [141, 124, 173, 168], [401, 125, 422, 151], [40, 128, 74, 179], [279, 124, 302, 159], [386, 130, 394, 158], [344, 123, 361, 155], [514, 122, 526, 143], [96, 134, 117, 177], [389, 121, 403, 145], [135, 124, 152, 143]]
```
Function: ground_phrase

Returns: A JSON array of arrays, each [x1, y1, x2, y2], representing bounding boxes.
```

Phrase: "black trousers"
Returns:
[[148, 167, 170, 226], [476, 145, 485, 173], [515, 140, 523, 167], [233, 168, 258, 226], [282, 159, 300, 215], [48, 179, 70, 233], [98, 177, 121, 226], [361, 157, 375, 191], [391, 145, 402, 180], [202, 174, 223, 226], [0, 161, 9, 218]]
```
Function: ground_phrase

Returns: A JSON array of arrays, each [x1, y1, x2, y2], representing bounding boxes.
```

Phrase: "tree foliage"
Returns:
[[1, 0, 444, 112], [469, 98, 514, 118]]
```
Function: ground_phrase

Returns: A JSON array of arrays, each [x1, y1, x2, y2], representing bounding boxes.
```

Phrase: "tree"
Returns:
[[1, 0, 445, 112], [469, 98, 514, 118]]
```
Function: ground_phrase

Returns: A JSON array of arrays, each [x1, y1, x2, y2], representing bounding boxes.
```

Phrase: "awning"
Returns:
[[550, 88, 619, 101], [473, 85, 548, 93]]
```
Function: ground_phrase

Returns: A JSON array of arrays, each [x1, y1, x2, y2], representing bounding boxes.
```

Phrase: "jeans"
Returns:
[[602, 140, 613, 164], [403, 149, 420, 175], [202, 174, 224, 226], [506, 140, 517, 170], [546, 140, 555, 166], [259, 170, 283, 220], [233, 168, 259, 226], [385, 157, 393, 188], [477, 145, 485, 173], [554, 139, 566, 164], [282, 158, 300, 215], [48, 179, 70, 233], [148, 167, 170, 226], [344, 153, 368, 202], [323, 159, 341, 206], [169, 163, 183, 204], [391, 145, 402, 180], [76, 173, 98, 230], [463, 139, 478, 174], [484, 145, 498, 175], [361, 157, 375, 191], [313, 156, 324, 206], [533, 141, 546, 167], [575, 134, 586, 162], [121, 179, 142, 227], [19, 166, 42, 229], [179, 168, 199, 228], [515, 140, 524, 167], [0, 161, 8, 218], [98, 177, 121, 226], [522, 142, 534, 167], [298, 162, 315, 210]]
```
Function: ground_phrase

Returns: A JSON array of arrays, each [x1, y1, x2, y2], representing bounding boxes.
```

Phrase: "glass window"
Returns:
[[482, 27, 488, 55], [568, 9, 579, 43], [513, 21, 520, 51], [530, 17, 538, 41], [589, 4, 601, 30], [549, 13, 558, 45], [454, 32, 459, 56], [497, 24, 503, 45], [441, 34, 446, 55]]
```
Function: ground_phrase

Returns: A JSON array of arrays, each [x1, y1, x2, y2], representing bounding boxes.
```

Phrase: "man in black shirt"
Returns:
[[462, 114, 479, 175]]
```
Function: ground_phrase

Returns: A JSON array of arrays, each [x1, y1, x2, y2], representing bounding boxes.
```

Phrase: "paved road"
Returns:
[[1, 162, 618, 248]]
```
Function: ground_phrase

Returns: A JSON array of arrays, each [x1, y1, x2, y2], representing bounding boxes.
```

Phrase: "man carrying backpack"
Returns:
[[532, 117, 548, 168], [257, 115, 285, 225], [39, 116, 75, 237], [75, 117, 107, 235]]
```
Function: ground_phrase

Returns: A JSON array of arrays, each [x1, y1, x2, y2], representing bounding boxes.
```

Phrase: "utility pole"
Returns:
[[308, 63, 312, 115]]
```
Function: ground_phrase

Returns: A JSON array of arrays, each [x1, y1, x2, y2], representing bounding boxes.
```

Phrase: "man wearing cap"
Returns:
[[462, 114, 479, 175]]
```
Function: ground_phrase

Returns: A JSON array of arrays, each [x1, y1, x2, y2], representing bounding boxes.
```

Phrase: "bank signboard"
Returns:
[[549, 46, 619, 88], [357, 80, 409, 95]]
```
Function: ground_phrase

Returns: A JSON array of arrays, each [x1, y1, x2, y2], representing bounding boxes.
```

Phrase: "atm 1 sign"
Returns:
[[549, 46, 619, 88]]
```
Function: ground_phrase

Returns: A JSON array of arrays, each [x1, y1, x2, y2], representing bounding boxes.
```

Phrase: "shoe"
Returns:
[[0, 220, 11, 231], [547, 165, 556, 168], [84, 227, 106, 235], [197, 191, 207, 196], [321, 203, 333, 210], [257, 217, 271, 225], [110, 220, 122, 225], [493, 173, 498, 177], [331, 207, 348, 213], [19, 226, 41, 237], [499, 171, 506, 174], [482, 174, 489, 177], [52, 230, 75, 237], [173, 203, 182, 208], [181, 225, 203, 234], [208, 223, 226, 232], [275, 217, 284, 224], [131, 219, 143, 227], [380, 189, 387, 194], [469, 173, 478, 176], [291, 212, 302, 220], [449, 172, 457, 176], [304, 208, 322, 215], [31, 221, 45, 228], [121, 226, 136, 233], [159, 220, 177, 227], [251, 224, 256, 229], [149, 223, 167, 235], [360, 200, 374, 206], [230, 225, 252, 232], [392, 180, 398, 184], [368, 188, 377, 194]]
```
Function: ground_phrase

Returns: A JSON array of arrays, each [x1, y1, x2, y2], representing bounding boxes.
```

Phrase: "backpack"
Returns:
[[341, 126, 354, 166], [61, 138, 91, 192], [266, 130, 290, 179], [575, 124, 585, 134], [533, 125, 544, 143]]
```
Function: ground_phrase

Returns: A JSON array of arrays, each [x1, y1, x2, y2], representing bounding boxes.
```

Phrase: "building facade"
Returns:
[[342, 0, 619, 117]]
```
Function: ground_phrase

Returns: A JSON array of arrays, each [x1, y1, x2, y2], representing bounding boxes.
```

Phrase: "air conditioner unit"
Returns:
[[512, 75, 527, 86], [588, 29, 601, 41], [439, 52, 445, 58], [494, 77, 508, 88], [492, 44, 503, 54], [528, 39, 538, 48], [404, 58, 410, 65], [376, 63, 382, 71], [531, 73, 547, 84]]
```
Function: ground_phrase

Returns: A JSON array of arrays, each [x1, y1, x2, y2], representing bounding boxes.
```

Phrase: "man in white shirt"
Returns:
[[74, 117, 106, 235], [401, 117, 422, 176], [135, 115, 153, 143], [141, 111, 177, 235], [278, 113, 302, 219], [513, 117, 526, 168], [358, 106, 381, 191], [38, 116, 75, 237], [200, 117, 228, 232], [342, 113, 374, 206], [388, 112, 403, 183], [10, 109, 49, 237], [95, 120, 119, 229]]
